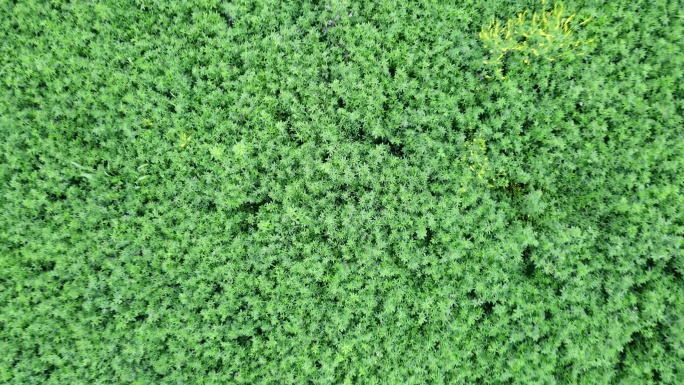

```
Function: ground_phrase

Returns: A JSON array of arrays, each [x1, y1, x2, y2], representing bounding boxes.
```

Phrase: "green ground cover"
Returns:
[[1, 0, 683, 383]]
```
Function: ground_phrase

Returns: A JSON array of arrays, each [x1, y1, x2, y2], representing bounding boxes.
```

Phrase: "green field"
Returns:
[[1, 0, 683, 383]]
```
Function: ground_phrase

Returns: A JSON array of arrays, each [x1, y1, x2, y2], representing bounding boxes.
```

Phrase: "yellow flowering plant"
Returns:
[[479, 0, 595, 79]]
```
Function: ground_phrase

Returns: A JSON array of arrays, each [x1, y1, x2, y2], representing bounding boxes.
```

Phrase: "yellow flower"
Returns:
[[579, 16, 593, 26]]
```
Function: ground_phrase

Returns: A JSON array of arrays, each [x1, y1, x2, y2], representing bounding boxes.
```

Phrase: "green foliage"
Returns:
[[1, 0, 682, 383]]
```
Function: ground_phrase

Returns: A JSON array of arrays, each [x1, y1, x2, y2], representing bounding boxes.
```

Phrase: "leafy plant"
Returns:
[[0, 0, 682, 383]]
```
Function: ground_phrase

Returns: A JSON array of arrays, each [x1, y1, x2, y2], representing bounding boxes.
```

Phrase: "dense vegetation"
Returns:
[[1, 0, 682, 383]]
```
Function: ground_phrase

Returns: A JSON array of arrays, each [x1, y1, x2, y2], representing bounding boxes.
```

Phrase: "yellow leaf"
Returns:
[[179, 133, 190, 148]]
